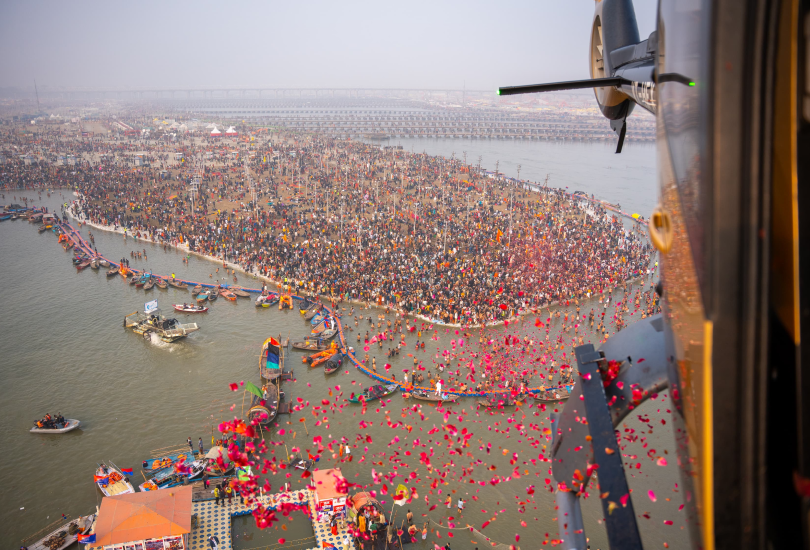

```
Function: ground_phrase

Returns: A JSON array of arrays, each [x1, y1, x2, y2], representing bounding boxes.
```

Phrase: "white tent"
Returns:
[[210, 127, 222, 137], [225, 126, 238, 136]]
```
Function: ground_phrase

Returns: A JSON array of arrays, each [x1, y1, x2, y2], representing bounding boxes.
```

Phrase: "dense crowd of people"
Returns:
[[3, 124, 655, 327]]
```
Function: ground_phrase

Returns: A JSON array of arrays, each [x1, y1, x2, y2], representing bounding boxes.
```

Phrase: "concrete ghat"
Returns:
[[189, 489, 318, 550]]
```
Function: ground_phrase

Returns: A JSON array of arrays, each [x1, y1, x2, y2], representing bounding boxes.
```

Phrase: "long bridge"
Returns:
[[159, 104, 655, 143], [238, 112, 654, 142]]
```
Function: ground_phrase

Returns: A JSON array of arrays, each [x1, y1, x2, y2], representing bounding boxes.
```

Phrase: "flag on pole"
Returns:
[[263, 337, 280, 369], [245, 381, 263, 399], [78, 533, 96, 543], [394, 484, 409, 505], [121, 467, 134, 475]]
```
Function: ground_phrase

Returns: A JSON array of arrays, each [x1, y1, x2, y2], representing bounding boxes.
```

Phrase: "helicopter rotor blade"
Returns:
[[497, 77, 629, 96]]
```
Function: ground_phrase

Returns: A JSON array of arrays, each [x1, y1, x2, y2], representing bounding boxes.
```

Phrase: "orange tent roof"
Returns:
[[92, 485, 192, 547], [349, 492, 378, 511], [312, 468, 348, 501]]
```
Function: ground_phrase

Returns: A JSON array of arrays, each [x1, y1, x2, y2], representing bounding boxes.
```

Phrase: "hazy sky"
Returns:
[[0, 0, 657, 90]]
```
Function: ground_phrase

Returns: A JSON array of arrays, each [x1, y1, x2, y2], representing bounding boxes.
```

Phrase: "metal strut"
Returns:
[[551, 314, 669, 550]]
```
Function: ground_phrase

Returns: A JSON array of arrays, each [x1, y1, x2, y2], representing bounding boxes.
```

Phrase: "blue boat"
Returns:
[[141, 452, 192, 473], [310, 313, 325, 326], [139, 468, 187, 491], [0, 214, 11, 221]]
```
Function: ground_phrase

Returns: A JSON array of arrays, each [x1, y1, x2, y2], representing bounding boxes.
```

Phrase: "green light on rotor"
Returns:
[[689, 82, 696, 87], [496, 89, 501, 95]]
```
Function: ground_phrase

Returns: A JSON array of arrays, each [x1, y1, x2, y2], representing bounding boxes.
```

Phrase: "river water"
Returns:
[[0, 141, 686, 550], [363, 138, 658, 217]]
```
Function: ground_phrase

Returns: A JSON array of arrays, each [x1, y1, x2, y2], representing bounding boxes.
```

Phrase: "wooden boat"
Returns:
[[124, 312, 200, 343], [310, 312, 326, 326], [30, 419, 81, 434], [90, 258, 100, 269], [476, 394, 521, 408], [191, 284, 203, 296], [23, 513, 95, 550], [291, 337, 329, 351], [311, 320, 326, 335], [312, 318, 336, 336], [323, 353, 344, 374], [196, 291, 210, 303], [155, 277, 168, 289], [320, 325, 339, 340], [407, 389, 460, 403], [532, 387, 572, 403], [219, 287, 237, 301], [297, 298, 313, 313], [28, 212, 43, 222], [207, 290, 218, 302], [232, 288, 251, 298], [38, 224, 49, 232], [139, 468, 186, 492], [142, 452, 192, 473], [259, 336, 285, 380], [174, 303, 209, 313], [167, 279, 188, 289], [106, 266, 120, 277], [256, 294, 278, 308], [76, 259, 92, 270], [349, 384, 398, 403], [143, 279, 155, 291], [0, 214, 11, 221], [95, 463, 135, 497], [247, 386, 279, 427], [188, 446, 235, 479], [304, 305, 323, 321], [139, 455, 192, 491], [135, 275, 148, 287], [98, 259, 109, 268], [63, 240, 74, 251], [128, 275, 140, 285]]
